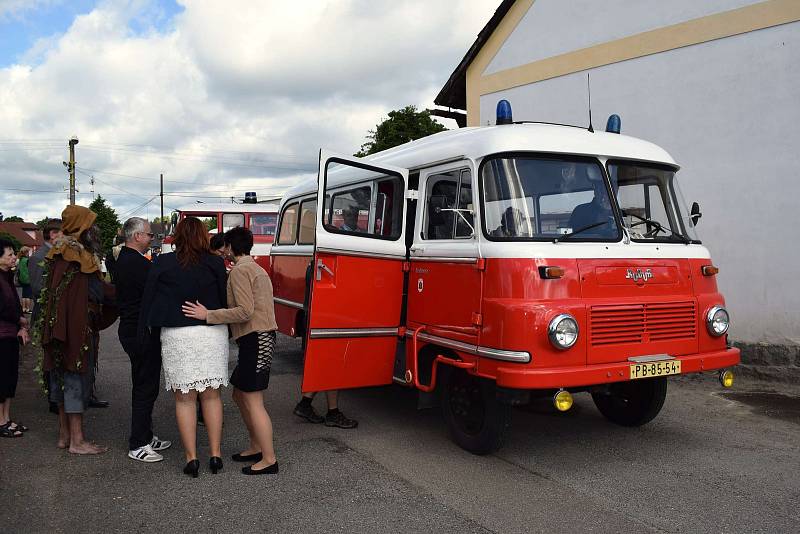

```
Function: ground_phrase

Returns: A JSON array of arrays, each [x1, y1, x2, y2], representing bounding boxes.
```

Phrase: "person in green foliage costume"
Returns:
[[36, 205, 117, 454]]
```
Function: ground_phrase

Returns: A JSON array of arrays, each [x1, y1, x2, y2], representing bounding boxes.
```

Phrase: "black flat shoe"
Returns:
[[209, 456, 223, 474], [242, 462, 279, 475], [88, 396, 110, 409], [231, 451, 263, 463], [183, 459, 199, 478]]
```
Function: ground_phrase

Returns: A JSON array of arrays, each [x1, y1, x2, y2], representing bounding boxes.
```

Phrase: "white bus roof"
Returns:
[[173, 201, 281, 214], [282, 123, 678, 201]]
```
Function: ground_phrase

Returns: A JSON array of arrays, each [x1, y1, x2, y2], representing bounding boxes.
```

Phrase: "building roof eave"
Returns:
[[433, 0, 516, 111]]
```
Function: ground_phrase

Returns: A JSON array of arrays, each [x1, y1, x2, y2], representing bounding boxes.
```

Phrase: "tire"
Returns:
[[591, 377, 668, 427], [440, 368, 511, 455]]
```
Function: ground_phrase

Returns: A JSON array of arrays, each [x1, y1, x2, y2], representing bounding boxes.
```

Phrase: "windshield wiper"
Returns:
[[622, 211, 691, 244], [554, 221, 609, 243]]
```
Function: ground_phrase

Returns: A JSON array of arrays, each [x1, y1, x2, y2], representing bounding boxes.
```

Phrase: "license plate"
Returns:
[[629, 360, 681, 380]]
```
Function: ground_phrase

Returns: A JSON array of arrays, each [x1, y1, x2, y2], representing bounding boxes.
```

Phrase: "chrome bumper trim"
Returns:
[[274, 297, 304, 310], [309, 327, 400, 339], [405, 331, 530, 363]]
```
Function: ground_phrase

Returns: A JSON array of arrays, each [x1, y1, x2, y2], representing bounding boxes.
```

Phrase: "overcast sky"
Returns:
[[0, 0, 491, 222]]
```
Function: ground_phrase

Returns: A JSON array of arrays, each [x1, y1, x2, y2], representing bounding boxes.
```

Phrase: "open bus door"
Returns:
[[301, 150, 409, 393]]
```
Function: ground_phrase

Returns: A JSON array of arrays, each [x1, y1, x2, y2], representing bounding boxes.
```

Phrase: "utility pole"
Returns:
[[160, 173, 164, 224], [67, 136, 79, 205]]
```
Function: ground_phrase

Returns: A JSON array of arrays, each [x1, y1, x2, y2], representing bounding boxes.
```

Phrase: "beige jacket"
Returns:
[[206, 256, 277, 340]]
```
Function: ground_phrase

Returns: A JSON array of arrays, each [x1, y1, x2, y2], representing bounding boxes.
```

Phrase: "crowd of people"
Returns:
[[0, 204, 358, 476]]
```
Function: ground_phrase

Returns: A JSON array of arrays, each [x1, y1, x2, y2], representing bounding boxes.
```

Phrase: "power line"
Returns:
[[78, 145, 316, 172], [75, 165, 301, 189]]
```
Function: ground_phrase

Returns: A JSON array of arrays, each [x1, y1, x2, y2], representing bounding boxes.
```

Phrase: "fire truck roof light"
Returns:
[[606, 114, 621, 134], [496, 100, 513, 125]]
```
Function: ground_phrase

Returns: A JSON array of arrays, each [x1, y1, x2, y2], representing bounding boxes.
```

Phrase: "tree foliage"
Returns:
[[88, 196, 121, 255], [2, 216, 24, 222], [35, 217, 52, 230], [355, 105, 447, 157]]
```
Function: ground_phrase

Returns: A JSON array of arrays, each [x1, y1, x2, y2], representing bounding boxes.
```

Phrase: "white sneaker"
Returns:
[[128, 444, 164, 463], [150, 435, 172, 451]]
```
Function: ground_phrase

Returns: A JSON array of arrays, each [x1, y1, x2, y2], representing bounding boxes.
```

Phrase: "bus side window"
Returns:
[[277, 203, 299, 245], [298, 199, 317, 245], [424, 168, 472, 239], [222, 213, 244, 232], [250, 214, 277, 236]]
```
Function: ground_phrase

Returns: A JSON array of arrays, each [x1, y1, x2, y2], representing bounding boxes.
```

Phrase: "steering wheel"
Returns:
[[630, 218, 664, 238]]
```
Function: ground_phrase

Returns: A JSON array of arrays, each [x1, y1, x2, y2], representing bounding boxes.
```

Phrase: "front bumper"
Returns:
[[495, 348, 740, 389]]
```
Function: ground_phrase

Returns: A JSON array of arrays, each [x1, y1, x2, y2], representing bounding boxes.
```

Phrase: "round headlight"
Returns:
[[706, 306, 730, 336], [548, 314, 579, 349]]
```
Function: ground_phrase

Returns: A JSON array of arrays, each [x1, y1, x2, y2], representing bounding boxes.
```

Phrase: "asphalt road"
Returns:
[[1, 327, 798, 533]]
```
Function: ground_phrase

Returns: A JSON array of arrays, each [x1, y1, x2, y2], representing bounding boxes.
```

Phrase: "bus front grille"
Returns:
[[589, 301, 697, 346]]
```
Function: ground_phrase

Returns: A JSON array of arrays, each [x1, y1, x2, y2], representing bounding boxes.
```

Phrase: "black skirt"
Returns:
[[230, 330, 276, 392], [0, 337, 20, 402]]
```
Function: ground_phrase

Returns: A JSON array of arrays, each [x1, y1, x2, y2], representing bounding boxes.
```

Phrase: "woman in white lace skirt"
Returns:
[[140, 217, 229, 477]]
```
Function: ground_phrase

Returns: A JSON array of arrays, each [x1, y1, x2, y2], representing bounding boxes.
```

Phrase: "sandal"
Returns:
[[6, 421, 28, 432], [0, 423, 23, 438]]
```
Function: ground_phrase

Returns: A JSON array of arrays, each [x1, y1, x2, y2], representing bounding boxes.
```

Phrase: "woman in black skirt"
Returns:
[[0, 238, 30, 438], [182, 227, 278, 475]]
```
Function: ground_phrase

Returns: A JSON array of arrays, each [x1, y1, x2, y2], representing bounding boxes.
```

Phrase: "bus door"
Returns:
[[302, 150, 409, 392]]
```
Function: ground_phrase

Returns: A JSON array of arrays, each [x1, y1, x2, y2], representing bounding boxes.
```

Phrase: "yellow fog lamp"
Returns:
[[553, 389, 573, 412], [719, 369, 734, 388]]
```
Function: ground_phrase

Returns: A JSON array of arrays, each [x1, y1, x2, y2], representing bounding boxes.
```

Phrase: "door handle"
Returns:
[[316, 259, 334, 281], [410, 246, 425, 254]]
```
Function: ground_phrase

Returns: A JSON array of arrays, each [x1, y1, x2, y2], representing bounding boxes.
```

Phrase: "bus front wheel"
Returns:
[[591, 377, 667, 427], [440, 369, 511, 455]]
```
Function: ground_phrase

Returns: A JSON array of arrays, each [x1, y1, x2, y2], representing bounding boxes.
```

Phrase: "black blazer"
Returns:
[[114, 246, 152, 339], [139, 252, 227, 338]]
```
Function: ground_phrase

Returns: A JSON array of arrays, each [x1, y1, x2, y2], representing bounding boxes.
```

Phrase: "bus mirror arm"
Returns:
[[435, 207, 475, 235]]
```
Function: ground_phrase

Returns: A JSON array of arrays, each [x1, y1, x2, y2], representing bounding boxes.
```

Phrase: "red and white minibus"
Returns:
[[163, 200, 280, 272], [270, 103, 739, 454]]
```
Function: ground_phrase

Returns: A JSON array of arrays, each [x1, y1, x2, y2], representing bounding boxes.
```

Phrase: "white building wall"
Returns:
[[479, 22, 800, 344], [486, 0, 757, 74]]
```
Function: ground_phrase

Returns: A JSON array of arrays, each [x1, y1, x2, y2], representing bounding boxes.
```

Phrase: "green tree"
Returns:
[[0, 232, 21, 251], [35, 217, 52, 230], [88, 196, 121, 255], [3, 216, 24, 222], [355, 105, 447, 157]]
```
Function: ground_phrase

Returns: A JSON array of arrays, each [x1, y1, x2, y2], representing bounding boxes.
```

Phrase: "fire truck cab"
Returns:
[[163, 200, 280, 273], [270, 105, 739, 454]]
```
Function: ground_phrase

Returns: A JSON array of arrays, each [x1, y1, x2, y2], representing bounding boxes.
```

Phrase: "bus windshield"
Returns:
[[608, 161, 699, 243], [481, 156, 621, 241]]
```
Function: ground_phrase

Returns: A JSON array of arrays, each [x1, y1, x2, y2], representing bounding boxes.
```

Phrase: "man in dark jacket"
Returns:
[[115, 217, 171, 462]]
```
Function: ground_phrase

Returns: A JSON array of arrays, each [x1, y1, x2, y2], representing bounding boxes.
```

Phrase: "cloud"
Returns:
[[0, 0, 488, 223], [0, 0, 61, 21]]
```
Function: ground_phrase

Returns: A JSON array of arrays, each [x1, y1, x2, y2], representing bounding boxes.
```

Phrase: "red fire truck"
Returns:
[[162, 200, 280, 273], [270, 102, 739, 454]]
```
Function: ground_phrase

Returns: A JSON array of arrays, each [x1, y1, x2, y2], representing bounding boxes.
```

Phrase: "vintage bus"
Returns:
[[270, 102, 739, 454], [162, 200, 280, 272]]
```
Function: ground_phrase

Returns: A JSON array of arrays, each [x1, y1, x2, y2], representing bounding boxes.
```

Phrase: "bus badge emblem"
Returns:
[[626, 268, 653, 283], [417, 278, 424, 293]]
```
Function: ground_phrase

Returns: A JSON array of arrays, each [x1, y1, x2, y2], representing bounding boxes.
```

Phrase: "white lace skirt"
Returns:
[[160, 324, 229, 393]]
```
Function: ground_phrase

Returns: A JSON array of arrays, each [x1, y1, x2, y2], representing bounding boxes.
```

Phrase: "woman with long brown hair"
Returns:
[[140, 217, 228, 477]]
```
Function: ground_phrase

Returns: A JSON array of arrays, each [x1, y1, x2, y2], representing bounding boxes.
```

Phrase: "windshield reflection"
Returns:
[[482, 156, 620, 241]]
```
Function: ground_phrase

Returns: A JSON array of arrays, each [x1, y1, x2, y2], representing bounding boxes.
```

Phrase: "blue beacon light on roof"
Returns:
[[496, 100, 513, 125], [606, 114, 621, 134]]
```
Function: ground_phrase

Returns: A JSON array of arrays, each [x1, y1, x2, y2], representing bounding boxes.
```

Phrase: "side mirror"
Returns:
[[690, 202, 702, 226]]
